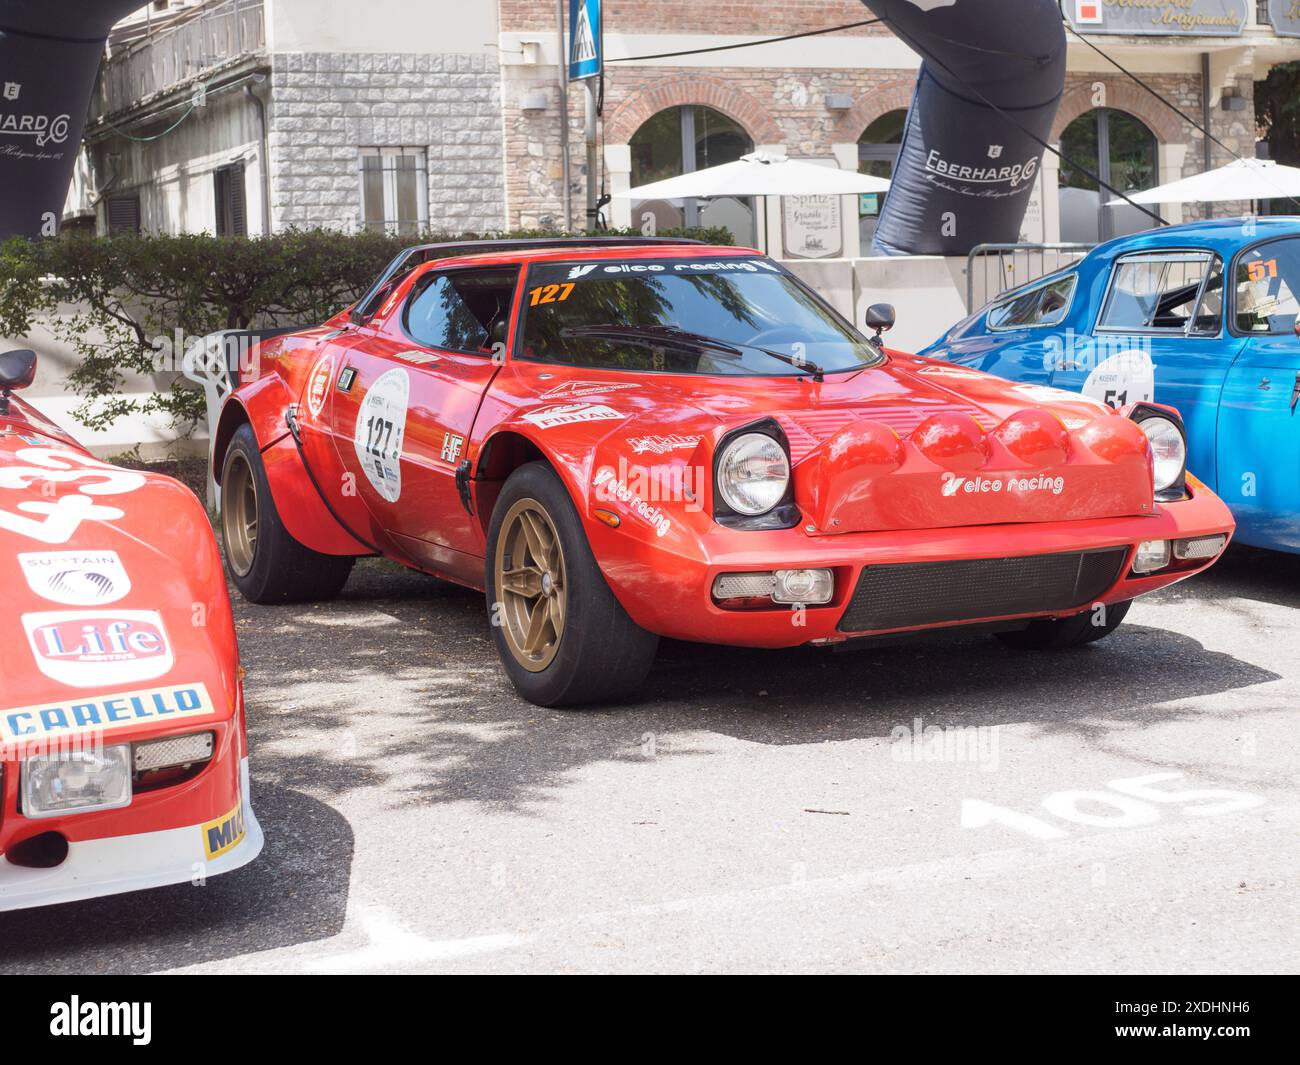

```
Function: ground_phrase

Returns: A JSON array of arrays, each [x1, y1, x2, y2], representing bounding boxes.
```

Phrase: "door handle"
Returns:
[[1259, 377, 1272, 391], [1291, 371, 1300, 413]]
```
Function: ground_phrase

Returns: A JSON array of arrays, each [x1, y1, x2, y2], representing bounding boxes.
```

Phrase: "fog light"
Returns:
[[134, 731, 214, 772], [772, 568, 834, 605], [1133, 540, 1171, 575], [1173, 535, 1227, 561], [23, 745, 131, 819]]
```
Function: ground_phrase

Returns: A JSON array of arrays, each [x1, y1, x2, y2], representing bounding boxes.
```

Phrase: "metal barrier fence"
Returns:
[[965, 243, 1095, 313]]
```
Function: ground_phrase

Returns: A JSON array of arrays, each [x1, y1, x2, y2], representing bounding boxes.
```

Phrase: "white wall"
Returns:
[[267, 0, 498, 55], [784, 255, 970, 353]]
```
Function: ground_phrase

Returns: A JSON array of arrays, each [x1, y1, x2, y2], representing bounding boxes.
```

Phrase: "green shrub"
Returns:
[[0, 225, 734, 432]]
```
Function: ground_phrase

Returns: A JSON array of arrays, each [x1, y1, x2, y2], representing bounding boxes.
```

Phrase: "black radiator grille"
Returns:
[[838, 548, 1129, 634]]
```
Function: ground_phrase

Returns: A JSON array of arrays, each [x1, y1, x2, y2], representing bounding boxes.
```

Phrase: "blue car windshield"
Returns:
[[516, 258, 882, 376]]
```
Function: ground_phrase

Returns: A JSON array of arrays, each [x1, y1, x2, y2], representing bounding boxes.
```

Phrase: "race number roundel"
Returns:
[[353, 368, 409, 503], [1083, 350, 1155, 409]]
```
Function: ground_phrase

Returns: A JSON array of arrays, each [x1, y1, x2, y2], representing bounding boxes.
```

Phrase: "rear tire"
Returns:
[[220, 423, 355, 604], [486, 462, 658, 707], [996, 600, 1132, 650]]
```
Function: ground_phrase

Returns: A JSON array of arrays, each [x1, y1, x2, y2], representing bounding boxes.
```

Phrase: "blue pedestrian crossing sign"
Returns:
[[568, 0, 602, 81]]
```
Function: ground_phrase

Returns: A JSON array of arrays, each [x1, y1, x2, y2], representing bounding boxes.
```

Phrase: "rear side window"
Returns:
[[1098, 252, 1222, 335], [987, 275, 1076, 330], [404, 267, 519, 353], [1235, 237, 1300, 335]]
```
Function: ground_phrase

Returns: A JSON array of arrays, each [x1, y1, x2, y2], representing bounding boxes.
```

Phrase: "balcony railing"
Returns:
[[99, 0, 266, 116]]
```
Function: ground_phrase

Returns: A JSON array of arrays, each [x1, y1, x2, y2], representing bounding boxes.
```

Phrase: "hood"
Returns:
[[0, 403, 237, 745], [503, 356, 1154, 537]]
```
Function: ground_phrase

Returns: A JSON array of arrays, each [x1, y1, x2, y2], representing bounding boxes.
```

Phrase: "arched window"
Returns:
[[1059, 108, 1158, 243], [857, 109, 906, 247], [629, 106, 754, 244]]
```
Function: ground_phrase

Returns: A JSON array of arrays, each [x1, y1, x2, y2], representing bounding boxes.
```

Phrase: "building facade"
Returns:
[[80, 0, 1300, 255]]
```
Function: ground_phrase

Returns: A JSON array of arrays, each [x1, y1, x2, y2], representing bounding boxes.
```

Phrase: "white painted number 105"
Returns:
[[962, 773, 1266, 840]]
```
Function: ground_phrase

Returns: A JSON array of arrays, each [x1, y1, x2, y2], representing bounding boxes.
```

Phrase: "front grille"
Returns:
[[837, 547, 1129, 634]]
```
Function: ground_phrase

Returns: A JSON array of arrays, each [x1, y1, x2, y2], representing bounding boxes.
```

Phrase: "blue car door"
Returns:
[[1217, 235, 1300, 551], [1050, 249, 1242, 492]]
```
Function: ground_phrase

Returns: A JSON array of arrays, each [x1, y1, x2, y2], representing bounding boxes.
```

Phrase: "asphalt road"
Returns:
[[2, 545, 1296, 974]]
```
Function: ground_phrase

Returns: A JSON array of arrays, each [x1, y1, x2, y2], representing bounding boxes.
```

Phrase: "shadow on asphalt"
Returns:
[[228, 556, 1281, 813], [0, 783, 353, 974], [1181, 543, 1300, 611]]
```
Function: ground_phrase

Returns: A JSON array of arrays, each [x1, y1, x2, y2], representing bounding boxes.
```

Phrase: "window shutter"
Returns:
[[106, 195, 141, 235]]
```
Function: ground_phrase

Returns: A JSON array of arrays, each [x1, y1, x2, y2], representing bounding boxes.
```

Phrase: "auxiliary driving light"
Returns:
[[23, 745, 132, 819], [133, 731, 215, 772], [1173, 535, 1227, 561], [1132, 539, 1172, 575], [772, 569, 835, 605], [713, 569, 834, 606]]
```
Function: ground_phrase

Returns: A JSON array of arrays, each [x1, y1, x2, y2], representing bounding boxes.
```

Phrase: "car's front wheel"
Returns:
[[486, 462, 658, 707], [995, 599, 1132, 650], [221, 423, 355, 604]]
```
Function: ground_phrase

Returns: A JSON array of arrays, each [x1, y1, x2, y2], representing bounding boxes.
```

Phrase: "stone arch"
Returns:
[[1051, 79, 1183, 145], [830, 79, 916, 144], [605, 77, 781, 146]]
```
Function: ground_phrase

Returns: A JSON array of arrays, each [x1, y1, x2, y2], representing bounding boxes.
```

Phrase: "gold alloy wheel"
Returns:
[[495, 497, 567, 673], [222, 451, 259, 578]]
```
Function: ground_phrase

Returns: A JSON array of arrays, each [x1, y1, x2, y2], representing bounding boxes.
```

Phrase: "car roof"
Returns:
[[420, 242, 759, 269], [1094, 215, 1300, 258]]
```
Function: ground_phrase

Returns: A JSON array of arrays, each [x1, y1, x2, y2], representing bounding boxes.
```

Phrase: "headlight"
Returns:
[[23, 745, 132, 818], [1138, 415, 1186, 493], [717, 432, 790, 516]]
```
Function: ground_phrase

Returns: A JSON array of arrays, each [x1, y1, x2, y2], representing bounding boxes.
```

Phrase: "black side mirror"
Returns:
[[865, 303, 896, 339], [0, 348, 36, 414]]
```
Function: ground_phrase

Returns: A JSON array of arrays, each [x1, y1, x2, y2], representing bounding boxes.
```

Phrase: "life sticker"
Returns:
[[353, 368, 409, 503], [1082, 350, 1155, 409], [305, 351, 334, 420]]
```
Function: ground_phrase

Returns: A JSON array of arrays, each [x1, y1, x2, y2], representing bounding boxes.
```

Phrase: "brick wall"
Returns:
[[499, 0, 891, 36], [268, 51, 505, 232]]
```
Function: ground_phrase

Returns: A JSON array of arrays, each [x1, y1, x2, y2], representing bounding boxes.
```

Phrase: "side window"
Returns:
[[987, 275, 1076, 330], [1098, 252, 1221, 334], [404, 267, 519, 354], [1235, 238, 1300, 335]]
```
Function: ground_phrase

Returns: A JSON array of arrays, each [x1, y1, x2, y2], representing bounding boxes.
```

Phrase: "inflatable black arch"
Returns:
[[0, 0, 1065, 255], [0, 1, 141, 239], [861, 0, 1067, 255]]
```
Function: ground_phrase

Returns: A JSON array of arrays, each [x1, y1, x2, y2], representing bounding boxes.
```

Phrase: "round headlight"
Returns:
[[717, 432, 790, 516], [1139, 415, 1186, 492]]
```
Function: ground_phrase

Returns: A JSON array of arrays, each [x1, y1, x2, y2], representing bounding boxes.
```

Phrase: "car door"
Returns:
[[329, 264, 519, 571], [1050, 250, 1242, 491], [1217, 235, 1300, 551]]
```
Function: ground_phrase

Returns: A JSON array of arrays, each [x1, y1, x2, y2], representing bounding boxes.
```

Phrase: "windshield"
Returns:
[[516, 257, 883, 376]]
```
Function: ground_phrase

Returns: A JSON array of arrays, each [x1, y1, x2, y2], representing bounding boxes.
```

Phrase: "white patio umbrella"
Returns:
[[1105, 158, 1300, 207], [620, 150, 892, 199]]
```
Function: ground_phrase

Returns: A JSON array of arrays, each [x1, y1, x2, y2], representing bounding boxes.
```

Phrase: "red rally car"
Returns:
[[0, 349, 261, 911], [211, 238, 1235, 707]]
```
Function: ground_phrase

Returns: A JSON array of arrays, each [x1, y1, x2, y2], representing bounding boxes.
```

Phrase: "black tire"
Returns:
[[996, 599, 1132, 650], [486, 462, 659, 707], [220, 423, 355, 604]]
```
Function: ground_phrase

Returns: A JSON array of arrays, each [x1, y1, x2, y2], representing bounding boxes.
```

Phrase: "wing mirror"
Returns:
[[865, 303, 896, 340], [0, 348, 37, 415]]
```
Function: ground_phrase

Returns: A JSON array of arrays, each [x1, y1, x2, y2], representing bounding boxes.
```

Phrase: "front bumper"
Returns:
[[601, 479, 1234, 648], [0, 757, 262, 912]]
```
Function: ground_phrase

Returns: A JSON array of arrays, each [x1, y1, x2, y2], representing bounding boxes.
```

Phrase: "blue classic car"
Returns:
[[923, 218, 1300, 553]]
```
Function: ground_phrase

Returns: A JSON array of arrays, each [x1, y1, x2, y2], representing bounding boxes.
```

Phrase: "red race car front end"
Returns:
[[0, 386, 262, 911]]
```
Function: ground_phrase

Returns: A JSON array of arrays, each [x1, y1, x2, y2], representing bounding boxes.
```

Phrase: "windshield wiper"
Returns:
[[560, 324, 827, 382]]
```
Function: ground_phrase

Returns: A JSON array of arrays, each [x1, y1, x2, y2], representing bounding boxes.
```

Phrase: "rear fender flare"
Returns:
[[215, 378, 369, 557]]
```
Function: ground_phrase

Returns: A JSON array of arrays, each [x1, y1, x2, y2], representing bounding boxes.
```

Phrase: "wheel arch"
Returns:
[[474, 428, 588, 536]]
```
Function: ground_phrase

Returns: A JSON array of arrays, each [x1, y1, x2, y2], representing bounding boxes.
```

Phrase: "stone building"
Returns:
[[79, 0, 1300, 253]]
